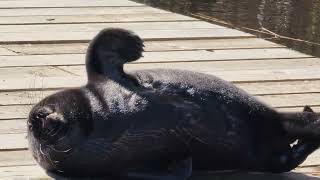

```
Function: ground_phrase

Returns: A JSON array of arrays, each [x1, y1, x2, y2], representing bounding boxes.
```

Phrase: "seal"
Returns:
[[27, 28, 320, 179]]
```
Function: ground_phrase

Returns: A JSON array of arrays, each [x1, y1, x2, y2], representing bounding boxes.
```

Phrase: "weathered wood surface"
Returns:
[[0, 13, 196, 25], [3, 39, 283, 55], [0, 0, 319, 179], [0, 0, 143, 8], [0, 48, 312, 67]]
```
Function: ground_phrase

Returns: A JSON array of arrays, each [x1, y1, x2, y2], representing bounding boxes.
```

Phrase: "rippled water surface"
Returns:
[[134, 0, 320, 57]]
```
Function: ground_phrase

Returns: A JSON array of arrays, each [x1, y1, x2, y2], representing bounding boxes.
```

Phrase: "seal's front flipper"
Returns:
[[126, 158, 192, 180], [269, 139, 320, 173]]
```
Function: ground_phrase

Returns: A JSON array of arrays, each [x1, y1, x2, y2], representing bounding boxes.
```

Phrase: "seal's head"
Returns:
[[27, 89, 92, 170]]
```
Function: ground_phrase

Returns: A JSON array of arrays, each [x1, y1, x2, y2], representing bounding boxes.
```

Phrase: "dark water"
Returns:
[[133, 0, 320, 57]]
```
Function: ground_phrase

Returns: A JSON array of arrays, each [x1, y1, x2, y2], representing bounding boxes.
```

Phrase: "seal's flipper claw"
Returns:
[[127, 158, 192, 180]]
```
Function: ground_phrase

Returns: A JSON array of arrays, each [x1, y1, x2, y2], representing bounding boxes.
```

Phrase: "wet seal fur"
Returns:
[[28, 28, 320, 180]]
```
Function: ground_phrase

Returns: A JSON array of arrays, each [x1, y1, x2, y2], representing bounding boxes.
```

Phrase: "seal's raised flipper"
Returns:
[[269, 139, 320, 173], [126, 158, 192, 180], [280, 106, 320, 139], [86, 28, 144, 82]]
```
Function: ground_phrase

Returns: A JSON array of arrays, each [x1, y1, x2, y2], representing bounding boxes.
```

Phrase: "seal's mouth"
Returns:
[[42, 118, 62, 137]]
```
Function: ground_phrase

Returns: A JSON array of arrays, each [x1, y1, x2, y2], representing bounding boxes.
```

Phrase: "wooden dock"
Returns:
[[0, 0, 319, 179]]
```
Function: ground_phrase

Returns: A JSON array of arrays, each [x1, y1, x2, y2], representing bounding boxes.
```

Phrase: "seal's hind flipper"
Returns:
[[127, 158, 192, 180], [86, 28, 144, 81]]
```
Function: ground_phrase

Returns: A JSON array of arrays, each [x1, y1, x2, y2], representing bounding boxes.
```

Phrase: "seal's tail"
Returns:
[[86, 28, 144, 80]]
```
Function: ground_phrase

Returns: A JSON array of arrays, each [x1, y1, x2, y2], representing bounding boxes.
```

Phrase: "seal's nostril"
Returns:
[[36, 112, 47, 120]]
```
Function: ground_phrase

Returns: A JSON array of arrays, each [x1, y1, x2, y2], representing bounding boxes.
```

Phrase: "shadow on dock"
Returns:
[[47, 171, 319, 180], [191, 171, 320, 180]]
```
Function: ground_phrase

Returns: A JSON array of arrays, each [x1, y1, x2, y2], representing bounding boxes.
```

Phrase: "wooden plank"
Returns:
[[0, 133, 27, 150], [0, 0, 143, 8], [0, 7, 169, 16], [0, 13, 196, 25], [256, 93, 320, 108], [2, 39, 283, 55], [0, 66, 74, 79], [0, 165, 48, 179], [124, 58, 320, 71], [2, 58, 318, 83], [0, 105, 31, 120], [0, 47, 16, 56], [0, 119, 26, 134], [0, 76, 86, 91], [2, 67, 320, 89], [0, 29, 254, 44], [1, 93, 319, 120], [277, 106, 320, 112], [0, 21, 223, 33], [295, 167, 320, 177], [1, 89, 319, 108], [1, 76, 320, 95], [138, 49, 312, 63], [0, 49, 311, 67], [211, 68, 320, 82], [237, 81, 320, 95], [0, 150, 35, 167], [0, 90, 57, 106]]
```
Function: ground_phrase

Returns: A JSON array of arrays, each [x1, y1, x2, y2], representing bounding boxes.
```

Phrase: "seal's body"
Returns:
[[28, 28, 320, 179]]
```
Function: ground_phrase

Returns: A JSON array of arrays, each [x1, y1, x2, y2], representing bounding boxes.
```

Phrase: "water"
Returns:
[[133, 0, 320, 57]]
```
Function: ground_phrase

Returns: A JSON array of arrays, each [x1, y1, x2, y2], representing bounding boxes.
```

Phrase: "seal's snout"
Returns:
[[28, 107, 64, 138]]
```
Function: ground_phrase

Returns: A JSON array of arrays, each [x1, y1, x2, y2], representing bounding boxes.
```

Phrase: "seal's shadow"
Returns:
[[47, 171, 319, 180], [191, 171, 320, 180]]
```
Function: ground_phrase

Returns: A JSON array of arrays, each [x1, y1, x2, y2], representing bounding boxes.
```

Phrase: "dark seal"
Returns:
[[27, 28, 320, 179]]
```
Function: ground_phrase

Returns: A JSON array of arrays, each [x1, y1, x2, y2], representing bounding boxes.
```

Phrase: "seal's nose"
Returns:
[[30, 112, 48, 129], [28, 107, 53, 131]]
